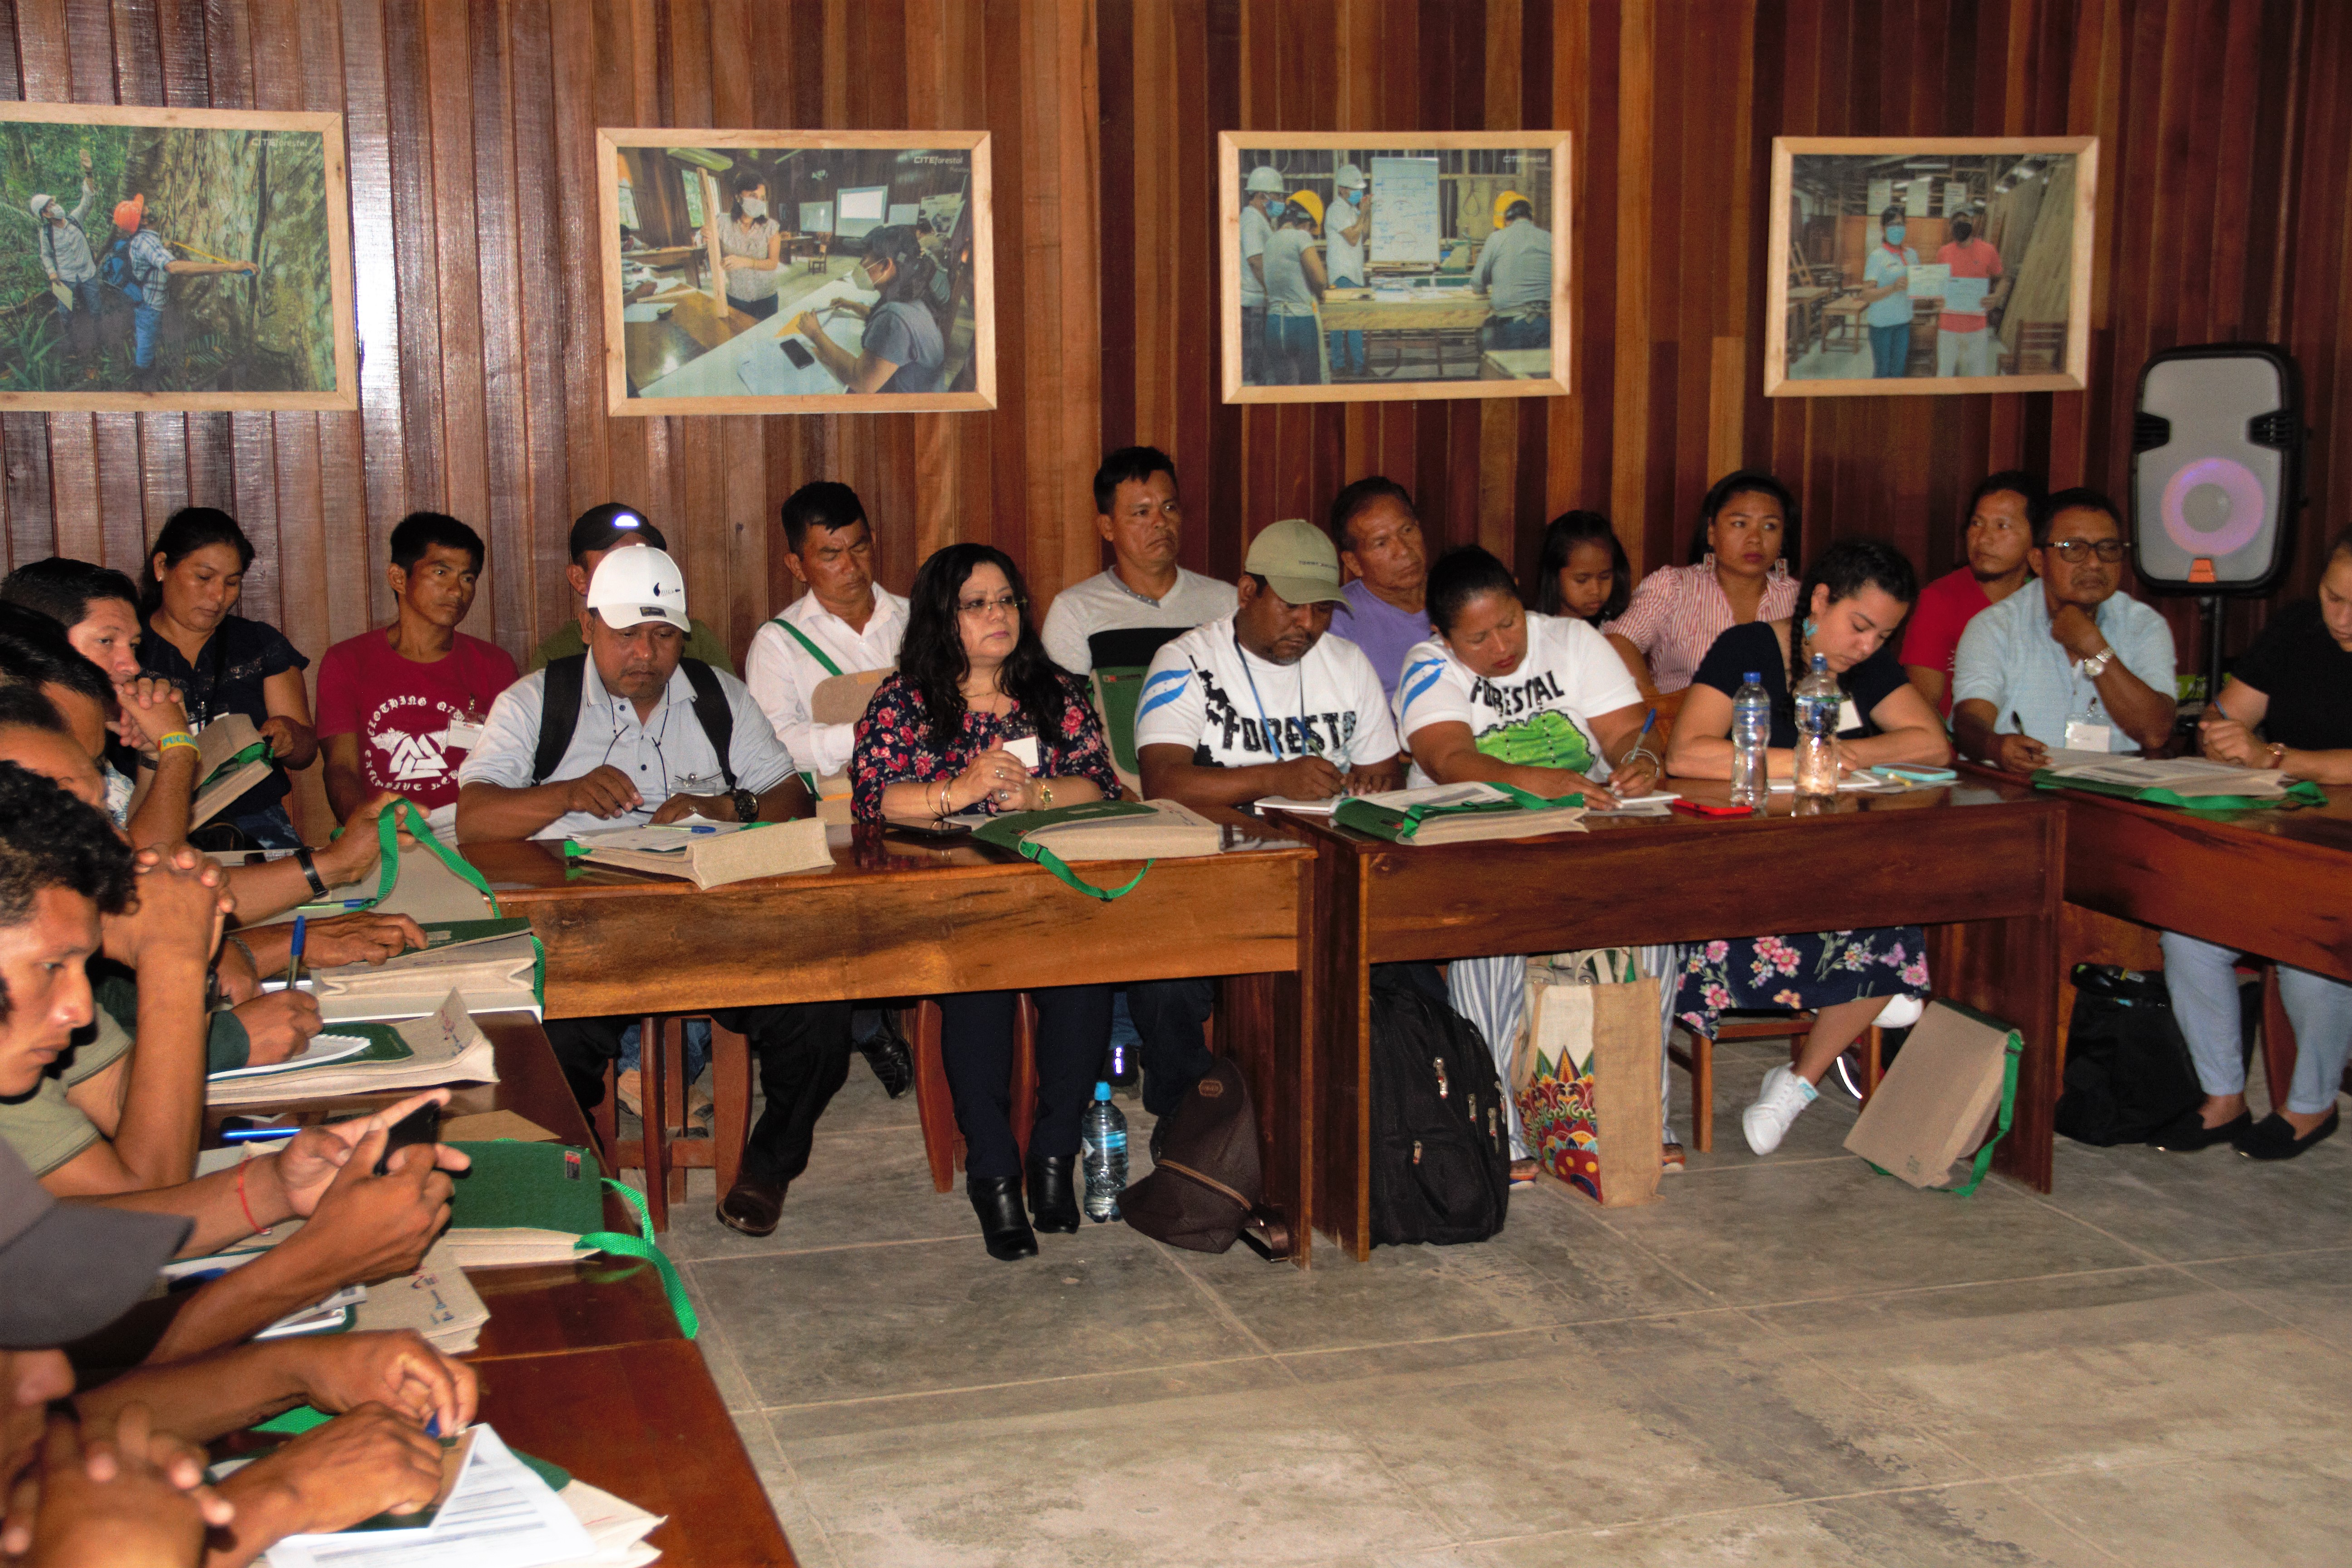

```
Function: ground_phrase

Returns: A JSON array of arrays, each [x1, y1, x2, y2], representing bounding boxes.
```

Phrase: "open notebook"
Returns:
[[206, 990, 497, 1107], [311, 918, 541, 1022]]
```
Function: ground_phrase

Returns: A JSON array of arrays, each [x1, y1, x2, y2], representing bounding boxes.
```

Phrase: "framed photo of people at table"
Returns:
[[597, 128, 994, 414], [1217, 130, 1571, 405], [1765, 136, 2097, 397]]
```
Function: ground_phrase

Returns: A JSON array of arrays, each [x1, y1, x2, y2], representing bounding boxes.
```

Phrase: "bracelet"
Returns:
[[294, 846, 328, 900], [227, 932, 257, 972], [1623, 748, 1662, 771], [235, 1160, 265, 1235], [158, 730, 198, 752], [936, 778, 951, 818]]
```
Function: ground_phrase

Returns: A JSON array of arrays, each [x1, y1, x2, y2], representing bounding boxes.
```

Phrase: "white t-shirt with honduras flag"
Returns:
[[1393, 611, 1643, 784], [1135, 614, 1400, 772]]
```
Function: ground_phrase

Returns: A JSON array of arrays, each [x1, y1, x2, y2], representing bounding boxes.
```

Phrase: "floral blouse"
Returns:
[[850, 670, 1122, 822]]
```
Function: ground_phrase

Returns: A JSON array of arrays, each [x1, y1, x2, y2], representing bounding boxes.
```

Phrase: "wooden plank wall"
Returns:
[[0, 0, 2344, 838], [1100, 0, 2352, 663]]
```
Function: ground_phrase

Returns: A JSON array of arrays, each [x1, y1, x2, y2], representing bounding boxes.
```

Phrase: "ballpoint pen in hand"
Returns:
[[285, 914, 305, 990]]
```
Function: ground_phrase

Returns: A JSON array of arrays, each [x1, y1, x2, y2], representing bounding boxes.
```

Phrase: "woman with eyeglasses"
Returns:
[[1950, 487, 2178, 775], [789, 224, 946, 394], [850, 544, 1120, 1260]]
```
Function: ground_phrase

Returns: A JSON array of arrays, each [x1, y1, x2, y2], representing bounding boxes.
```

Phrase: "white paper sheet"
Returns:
[[265, 1426, 593, 1568], [208, 1033, 372, 1082]]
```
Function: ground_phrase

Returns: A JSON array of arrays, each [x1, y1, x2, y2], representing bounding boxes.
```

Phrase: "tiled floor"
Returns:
[[641, 1037, 2352, 1567]]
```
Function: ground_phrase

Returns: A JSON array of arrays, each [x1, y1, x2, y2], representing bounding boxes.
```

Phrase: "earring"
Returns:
[[1803, 617, 1817, 637]]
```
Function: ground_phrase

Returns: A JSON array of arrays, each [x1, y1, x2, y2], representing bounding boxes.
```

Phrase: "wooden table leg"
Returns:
[[712, 1021, 750, 1201], [911, 1003, 959, 1193]]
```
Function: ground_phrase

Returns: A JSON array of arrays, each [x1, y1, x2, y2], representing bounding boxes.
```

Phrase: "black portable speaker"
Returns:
[[2129, 344, 2304, 594]]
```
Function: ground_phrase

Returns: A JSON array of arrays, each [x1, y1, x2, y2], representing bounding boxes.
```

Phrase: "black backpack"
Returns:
[[1368, 964, 1512, 1246], [533, 653, 737, 789], [2052, 965, 2208, 1146]]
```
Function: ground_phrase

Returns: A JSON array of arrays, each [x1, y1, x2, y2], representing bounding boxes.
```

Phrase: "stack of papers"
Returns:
[[569, 817, 831, 889], [209, 1033, 373, 1081], [2039, 753, 2295, 798], [263, 1426, 595, 1568], [549, 1480, 664, 1568], [352, 1239, 490, 1355], [208, 991, 497, 1108], [312, 919, 542, 1023]]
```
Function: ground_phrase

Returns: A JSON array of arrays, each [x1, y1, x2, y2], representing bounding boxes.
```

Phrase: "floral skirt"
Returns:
[[1674, 927, 1929, 1039]]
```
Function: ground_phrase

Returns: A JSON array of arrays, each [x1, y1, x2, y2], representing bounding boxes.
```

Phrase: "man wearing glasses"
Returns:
[[456, 546, 853, 1237], [1951, 486, 2177, 774]]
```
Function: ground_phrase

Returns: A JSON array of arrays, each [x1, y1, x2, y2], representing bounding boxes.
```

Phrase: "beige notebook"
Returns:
[[190, 714, 275, 829], [1006, 799, 1224, 862], [809, 667, 892, 725], [2041, 753, 2294, 799], [313, 931, 540, 1023], [571, 815, 832, 889], [206, 989, 498, 1107]]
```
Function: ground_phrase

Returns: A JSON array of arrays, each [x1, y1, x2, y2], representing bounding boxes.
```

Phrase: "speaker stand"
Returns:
[[2196, 593, 2225, 712]]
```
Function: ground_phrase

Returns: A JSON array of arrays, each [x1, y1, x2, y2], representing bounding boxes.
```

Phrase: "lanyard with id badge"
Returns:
[[2065, 652, 2116, 753]]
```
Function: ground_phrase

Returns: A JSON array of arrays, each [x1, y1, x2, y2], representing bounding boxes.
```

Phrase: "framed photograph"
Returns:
[[1218, 131, 1570, 404], [0, 103, 355, 412], [1765, 136, 2097, 397], [597, 129, 994, 414]]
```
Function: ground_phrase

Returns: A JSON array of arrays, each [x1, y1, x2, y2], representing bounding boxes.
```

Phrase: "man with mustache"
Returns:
[[456, 547, 853, 1238], [1040, 447, 1239, 676]]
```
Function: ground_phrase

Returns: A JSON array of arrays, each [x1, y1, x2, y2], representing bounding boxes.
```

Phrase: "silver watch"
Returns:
[[2078, 648, 2113, 680]]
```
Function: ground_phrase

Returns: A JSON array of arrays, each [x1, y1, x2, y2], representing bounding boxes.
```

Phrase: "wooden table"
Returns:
[[464, 819, 1326, 1264], [1291, 775, 2068, 1259], [1480, 347, 1552, 380]]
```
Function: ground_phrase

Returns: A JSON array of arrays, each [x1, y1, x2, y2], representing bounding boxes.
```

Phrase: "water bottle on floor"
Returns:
[[1080, 1082, 1127, 1223], [1730, 672, 1771, 807], [1793, 652, 1842, 797]]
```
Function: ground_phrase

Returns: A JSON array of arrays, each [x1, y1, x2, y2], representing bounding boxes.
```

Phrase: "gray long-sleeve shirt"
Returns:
[[37, 183, 98, 284]]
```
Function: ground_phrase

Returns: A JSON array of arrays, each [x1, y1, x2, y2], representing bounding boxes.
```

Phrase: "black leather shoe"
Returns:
[[857, 1016, 914, 1099], [967, 1174, 1037, 1261], [716, 1176, 786, 1236], [2235, 1107, 2339, 1161], [1026, 1156, 1079, 1233], [2147, 1108, 2252, 1152]]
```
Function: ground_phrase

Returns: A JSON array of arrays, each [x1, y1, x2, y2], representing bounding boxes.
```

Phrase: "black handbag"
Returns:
[[2052, 965, 2206, 1146]]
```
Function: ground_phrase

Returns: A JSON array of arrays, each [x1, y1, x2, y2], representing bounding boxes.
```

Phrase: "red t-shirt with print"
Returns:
[[315, 629, 519, 808]]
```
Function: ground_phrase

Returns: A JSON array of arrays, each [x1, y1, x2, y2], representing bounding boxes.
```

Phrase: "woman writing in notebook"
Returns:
[[849, 544, 1119, 1261]]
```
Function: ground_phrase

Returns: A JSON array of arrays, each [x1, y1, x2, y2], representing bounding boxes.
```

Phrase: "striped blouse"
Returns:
[[1602, 559, 1798, 695]]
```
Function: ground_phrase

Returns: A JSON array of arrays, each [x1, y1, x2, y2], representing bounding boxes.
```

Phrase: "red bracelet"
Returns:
[[236, 1159, 265, 1235]]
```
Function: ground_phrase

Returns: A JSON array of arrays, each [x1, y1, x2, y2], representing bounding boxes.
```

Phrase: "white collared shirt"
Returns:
[[743, 587, 909, 779], [457, 654, 795, 839]]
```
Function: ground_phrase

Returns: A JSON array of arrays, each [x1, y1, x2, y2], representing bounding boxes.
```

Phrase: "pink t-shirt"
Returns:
[[316, 629, 519, 809], [1897, 566, 1994, 717], [1936, 238, 2004, 333]]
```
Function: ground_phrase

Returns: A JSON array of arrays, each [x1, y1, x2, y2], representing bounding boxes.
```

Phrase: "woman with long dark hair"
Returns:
[[1604, 470, 1800, 696], [850, 544, 1120, 1259], [1663, 539, 1951, 1155], [792, 224, 946, 394], [1534, 510, 1632, 625], [138, 506, 315, 849]]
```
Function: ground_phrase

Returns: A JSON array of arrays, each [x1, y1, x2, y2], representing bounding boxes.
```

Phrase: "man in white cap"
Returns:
[[29, 151, 101, 363], [1127, 520, 1403, 1147], [1324, 162, 1370, 377], [456, 547, 853, 1238], [1239, 164, 1286, 384]]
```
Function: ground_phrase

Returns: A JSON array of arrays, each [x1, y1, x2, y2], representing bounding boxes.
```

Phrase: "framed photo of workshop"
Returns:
[[1217, 130, 1571, 404], [1764, 136, 2097, 397], [597, 128, 995, 414], [0, 102, 356, 412]]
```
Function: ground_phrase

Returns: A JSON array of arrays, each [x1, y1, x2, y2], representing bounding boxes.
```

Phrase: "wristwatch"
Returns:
[[2077, 647, 2114, 680], [730, 787, 759, 823]]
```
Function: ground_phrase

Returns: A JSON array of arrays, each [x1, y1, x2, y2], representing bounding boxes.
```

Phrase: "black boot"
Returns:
[[966, 1174, 1037, 1261], [1025, 1155, 1079, 1234], [855, 1012, 913, 1099]]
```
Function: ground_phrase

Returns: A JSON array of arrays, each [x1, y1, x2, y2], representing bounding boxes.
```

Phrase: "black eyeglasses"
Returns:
[[956, 593, 1026, 617], [2047, 539, 2127, 564]]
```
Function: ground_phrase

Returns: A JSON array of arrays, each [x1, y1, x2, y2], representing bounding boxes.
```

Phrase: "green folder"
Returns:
[[446, 1141, 604, 1236]]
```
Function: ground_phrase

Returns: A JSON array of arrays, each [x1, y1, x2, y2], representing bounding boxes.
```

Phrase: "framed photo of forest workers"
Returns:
[[0, 103, 357, 412]]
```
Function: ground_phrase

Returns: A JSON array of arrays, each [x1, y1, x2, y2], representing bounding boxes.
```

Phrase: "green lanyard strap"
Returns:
[[769, 616, 844, 678], [1011, 841, 1155, 902], [358, 799, 503, 915], [200, 740, 273, 790], [578, 1177, 698, 1338]]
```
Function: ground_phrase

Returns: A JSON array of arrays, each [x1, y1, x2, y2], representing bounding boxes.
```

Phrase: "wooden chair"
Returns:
[[596, 1014, 750, 1233], [1820, 297, 1867, 354], [2004, 321, 2068, 375], [1670, 1012, 1885, 1153], [910, 995, 1040, 1192]]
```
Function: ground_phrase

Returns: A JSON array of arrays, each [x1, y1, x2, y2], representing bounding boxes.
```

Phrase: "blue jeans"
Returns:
[[52, 277, 103, 324], [133, 300, 164, 368], [1868, 322, 1910, 378], [618, 1016, 712, 1085], [2160, 931, 2352, 1116], [1480, 313, 1552, 352], [1327, 276, 1364, 374], [1265, 313, 1321, 384], [1240, 305, 1266, 384]]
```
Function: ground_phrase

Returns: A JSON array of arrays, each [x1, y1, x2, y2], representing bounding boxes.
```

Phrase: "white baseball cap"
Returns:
[[586, 545, 690, 632]]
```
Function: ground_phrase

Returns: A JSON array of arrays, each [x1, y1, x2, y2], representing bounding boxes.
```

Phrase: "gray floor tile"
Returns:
[[2015, 1447, 2352, 1567], [729, 1409, 842, 1568], [2021, 1126, 2352, 1263], [2184, 1244, 2352, 1352]]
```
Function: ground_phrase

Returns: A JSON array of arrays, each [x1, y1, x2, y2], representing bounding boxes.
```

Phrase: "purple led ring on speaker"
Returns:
[[2159, 456, 2266, 558]]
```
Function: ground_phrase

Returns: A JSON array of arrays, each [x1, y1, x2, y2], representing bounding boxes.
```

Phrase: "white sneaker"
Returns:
[[1874, 994, 1924, 1028], [1742, 1064, 1818, 1155]]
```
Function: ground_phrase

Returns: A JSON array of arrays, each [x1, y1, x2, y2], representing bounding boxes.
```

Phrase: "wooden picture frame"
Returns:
[[598, 128, 994, 415], [1765, 136, 2097, 397], [1218, 131, 1571, 404], [0, 102, 356, 412]]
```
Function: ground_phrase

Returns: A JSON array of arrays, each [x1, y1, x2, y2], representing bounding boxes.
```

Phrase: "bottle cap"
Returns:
[[1744, 672, 1759, 683], [1094, 1082, 1111, 1101], [1812, 652, 1827, 668]]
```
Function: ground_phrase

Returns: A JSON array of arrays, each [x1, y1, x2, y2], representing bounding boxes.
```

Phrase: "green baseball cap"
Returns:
[[1244, 519, 1346, 606]]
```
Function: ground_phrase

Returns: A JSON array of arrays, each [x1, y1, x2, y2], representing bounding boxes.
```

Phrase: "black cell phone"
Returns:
[[780, 338, 815, 369], [375, 1102, 441, 1176]]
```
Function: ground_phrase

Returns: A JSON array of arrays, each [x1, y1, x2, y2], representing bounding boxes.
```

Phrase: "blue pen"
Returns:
[[285, 915, 306, 990], [222, 1125, 301, 1142]]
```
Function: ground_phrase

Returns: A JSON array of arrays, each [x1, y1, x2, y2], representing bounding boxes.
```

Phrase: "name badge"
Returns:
[[1004, 735, 1040, 771], [1836, 698, 1861, 735], [441, 717, 484, 750], [2064, 720, 2113, 753]]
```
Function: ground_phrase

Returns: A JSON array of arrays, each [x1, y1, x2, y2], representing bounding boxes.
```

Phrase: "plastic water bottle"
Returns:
[[1080, 1082, 1127, 1223], [1793, 652, 1842, 797], [1730, 673, 1771, 807]]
